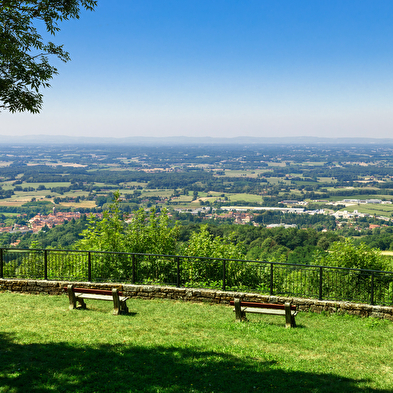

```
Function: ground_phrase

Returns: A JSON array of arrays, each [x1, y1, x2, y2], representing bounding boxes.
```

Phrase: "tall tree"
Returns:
[[77, 191, 180, 256], [0, 0, 96, 113]]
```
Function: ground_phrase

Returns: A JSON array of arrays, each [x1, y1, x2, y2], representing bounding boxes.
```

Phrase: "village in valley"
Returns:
[[1, 143, 393, 251]]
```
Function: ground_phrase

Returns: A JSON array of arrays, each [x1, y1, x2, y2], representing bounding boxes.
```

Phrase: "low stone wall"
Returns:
[[1, 278, 393, 320]]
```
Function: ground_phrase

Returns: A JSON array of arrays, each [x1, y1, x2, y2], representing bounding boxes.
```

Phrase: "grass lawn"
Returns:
[[1, 293, 393, 393]]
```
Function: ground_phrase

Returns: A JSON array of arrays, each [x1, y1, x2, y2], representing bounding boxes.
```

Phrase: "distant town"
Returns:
[[2, 143, 393, 250]]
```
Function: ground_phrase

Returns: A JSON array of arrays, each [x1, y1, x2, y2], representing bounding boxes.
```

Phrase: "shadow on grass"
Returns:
[[73, 307, 138, 317], [0, 332, 386, 393]]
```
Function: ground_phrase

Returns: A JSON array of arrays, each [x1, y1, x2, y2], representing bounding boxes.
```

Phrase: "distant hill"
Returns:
[[1, 135, 393, 145]]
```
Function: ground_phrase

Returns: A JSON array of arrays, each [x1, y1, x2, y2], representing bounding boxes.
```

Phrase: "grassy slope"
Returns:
[[1, 292, 393, 393]]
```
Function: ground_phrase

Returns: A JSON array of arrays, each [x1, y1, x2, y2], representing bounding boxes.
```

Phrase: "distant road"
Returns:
[[221, 206, 305, 213]]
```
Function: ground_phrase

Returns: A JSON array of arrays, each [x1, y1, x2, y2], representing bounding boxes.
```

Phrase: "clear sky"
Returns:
[[2, 0, 393, 139]]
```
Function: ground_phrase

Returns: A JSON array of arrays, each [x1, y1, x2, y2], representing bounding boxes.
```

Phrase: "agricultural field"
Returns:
[[215, 169, 269, 178], [2, 143, 393, 241], [342, 204, 393, 217], [327, 193, 384, 201], [225, 193, 263, 203], [58, 201, 96, 209]]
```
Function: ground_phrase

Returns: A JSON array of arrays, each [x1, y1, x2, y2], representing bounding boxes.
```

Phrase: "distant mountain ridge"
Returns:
[[1, 135, 393, 145]]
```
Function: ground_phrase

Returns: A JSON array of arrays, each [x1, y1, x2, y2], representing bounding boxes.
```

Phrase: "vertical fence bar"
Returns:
[[44, 250, 48, 280], [270, 263, 274, 296], [132, 254, 136, 284], [176, 256, 180, 287], [370, 272, 374, 305], [88, 252, 92, 282], [0, 248, 3, 278], [319, 267, 323, 300], [222, 259, 226, 291]]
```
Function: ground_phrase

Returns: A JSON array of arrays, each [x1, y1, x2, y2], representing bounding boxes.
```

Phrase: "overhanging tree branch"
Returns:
[[0, 0, 97, 113]]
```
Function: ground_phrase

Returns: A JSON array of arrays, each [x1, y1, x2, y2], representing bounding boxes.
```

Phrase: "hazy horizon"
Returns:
[[2, 1, 393, 139], [2, 134, 393, 146]]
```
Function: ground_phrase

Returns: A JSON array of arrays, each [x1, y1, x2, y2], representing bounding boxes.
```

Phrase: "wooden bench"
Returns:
[[65, 285, 129, 315], [230, 298, 297, 328]]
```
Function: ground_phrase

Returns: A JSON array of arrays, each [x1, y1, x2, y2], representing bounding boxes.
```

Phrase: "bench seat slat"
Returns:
[[237, 307, 297, 316], [76, 293, 129, 302]]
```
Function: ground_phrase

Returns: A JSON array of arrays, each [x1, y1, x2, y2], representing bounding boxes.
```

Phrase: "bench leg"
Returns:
[[119, 300, 129, 315], [67, 285, 77, 310], [291, 314, 297, 328], [112, 288, 120, 315], [68, 285, 87, 310], [77, 298, 87, 309], [285, 302, 295, 328], [234, 298, 246, 322], [113, 288, 129, 315]]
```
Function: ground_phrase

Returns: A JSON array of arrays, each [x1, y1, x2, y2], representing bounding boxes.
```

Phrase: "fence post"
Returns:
[[88, 252, 92, 282], [132, 254, 136, 284], [222, 259, 226, 291], [0, 248, 3, 278], [176, 256, 180, 287], [44, 250, 48, 280], [370, 272, 374, 305], [270, 263, 274, 296], [319, 267, 323, 300]]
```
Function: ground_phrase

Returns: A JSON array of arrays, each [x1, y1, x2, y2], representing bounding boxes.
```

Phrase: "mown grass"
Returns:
[[1, 292, 393, 393]]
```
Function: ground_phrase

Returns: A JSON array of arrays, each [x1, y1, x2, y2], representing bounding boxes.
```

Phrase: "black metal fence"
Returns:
[[1, 247, 393, 306]]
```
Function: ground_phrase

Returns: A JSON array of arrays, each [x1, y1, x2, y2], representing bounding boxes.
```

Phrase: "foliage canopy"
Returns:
[[77, 191, 180, 256], [314, 238, 388, 271], [182, 225, 245, 260], [0, 0, 96, 113]]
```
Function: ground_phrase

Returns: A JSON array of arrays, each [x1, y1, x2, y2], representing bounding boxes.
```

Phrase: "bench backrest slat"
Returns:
[[63, 287, 123, 296], [229, 300, 296, 311]]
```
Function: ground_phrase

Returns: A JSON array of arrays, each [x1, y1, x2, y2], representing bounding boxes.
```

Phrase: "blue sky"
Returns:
[[2, 0, 393, 139]]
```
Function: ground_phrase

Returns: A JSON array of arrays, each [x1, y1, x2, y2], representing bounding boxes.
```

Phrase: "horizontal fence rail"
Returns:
[[1, 247, 393, 306]]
